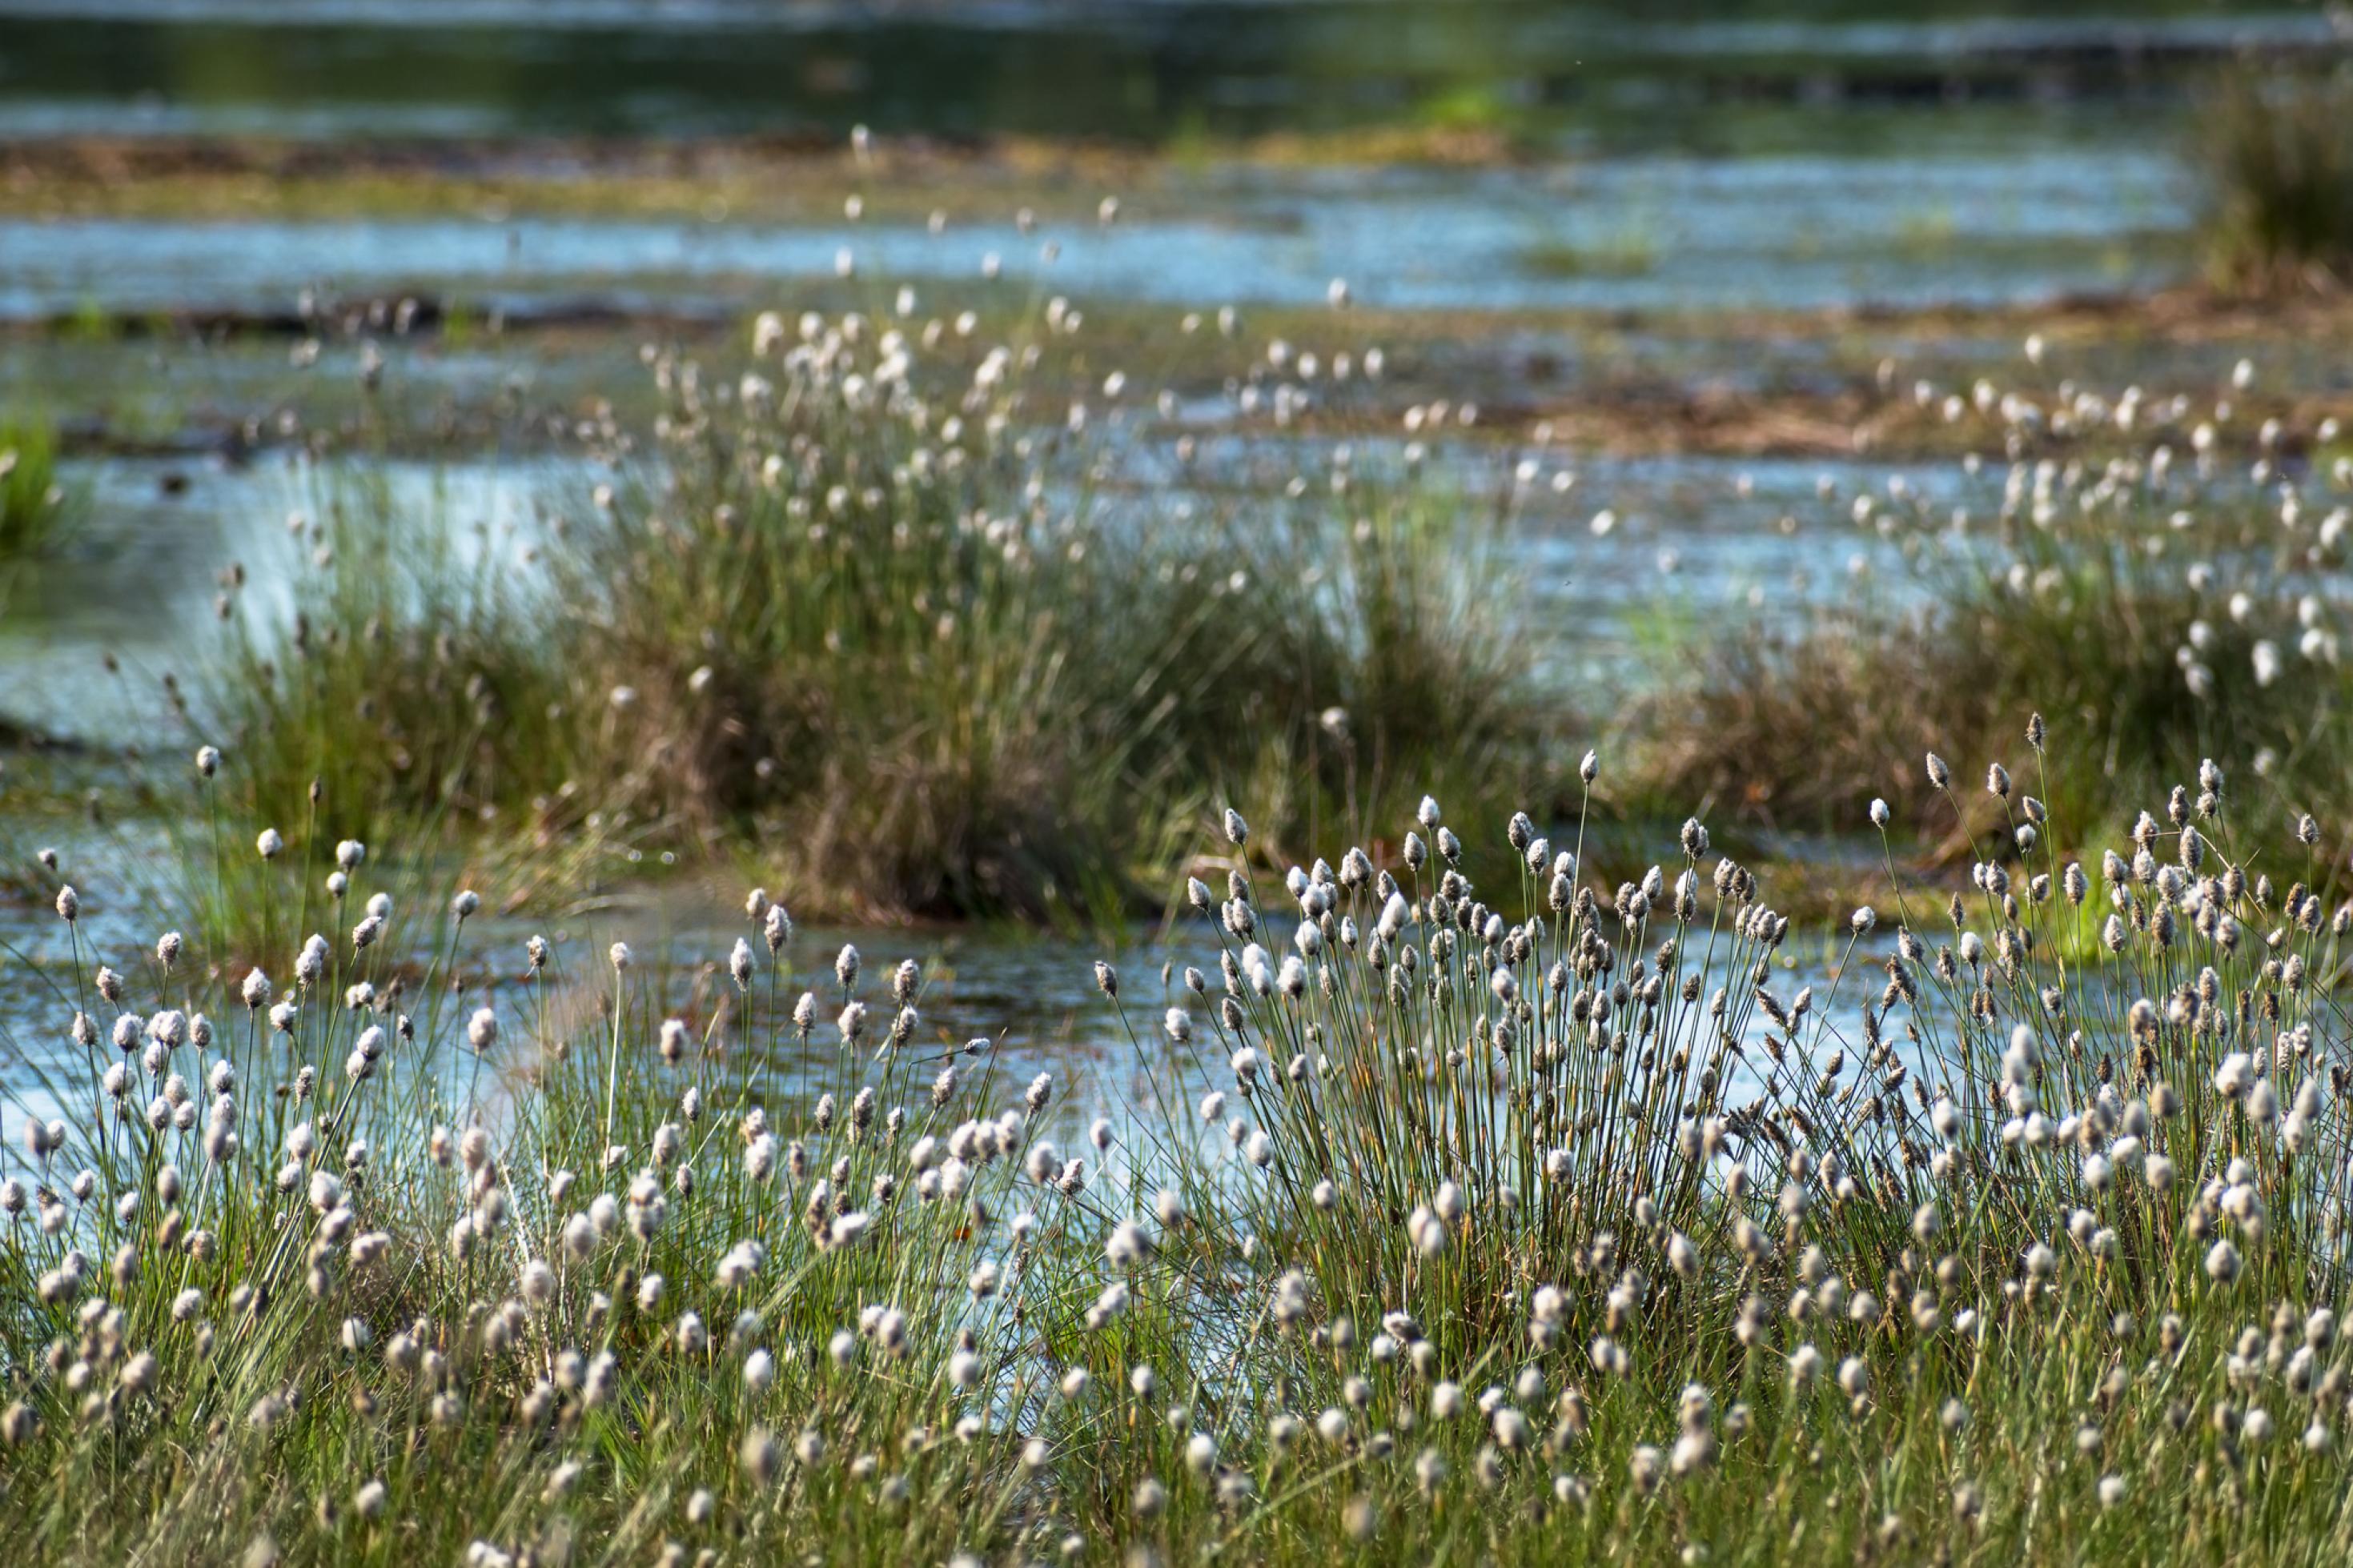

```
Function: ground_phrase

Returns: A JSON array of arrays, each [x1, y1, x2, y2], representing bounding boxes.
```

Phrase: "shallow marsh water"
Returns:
[[0, 0, 2343, 1133], [0, 142, 2186, 321], [0, 820, 1864, 1173]]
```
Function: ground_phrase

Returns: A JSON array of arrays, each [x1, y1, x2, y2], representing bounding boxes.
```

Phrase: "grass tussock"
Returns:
[[1639, 576, 2335, 848], [199, 465, 583, 842], [2198, 66, 2353, 293], [1634, 359, 2353, 853], [187, 298, 1555, 925], [554, 315, 1555, 919]]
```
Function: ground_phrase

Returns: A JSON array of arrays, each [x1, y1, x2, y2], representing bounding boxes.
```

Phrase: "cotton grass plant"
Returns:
[[1197, 451, 1550, 880], [143, 460, 630, 964], [540, 291, 1549, 917], [2198, 65, 2353, 293], [546, 311, 1198, 919], [191, 460, 592, 857], [13, 723, 2353, 1562], [171, 246, 1549, 924], [1640, 351, 2353, 852], [0, 752, 1122, 1565], [1074, 724, 2353, 1562]]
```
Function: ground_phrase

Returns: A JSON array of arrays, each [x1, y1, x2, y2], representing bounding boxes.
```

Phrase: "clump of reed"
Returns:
[[10, 728, 2353, 1563], [2198, 66, 2353, 292]]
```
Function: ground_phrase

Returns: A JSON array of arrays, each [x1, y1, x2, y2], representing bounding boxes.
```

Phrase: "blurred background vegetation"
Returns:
[[0, 0, 2331, 147]]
